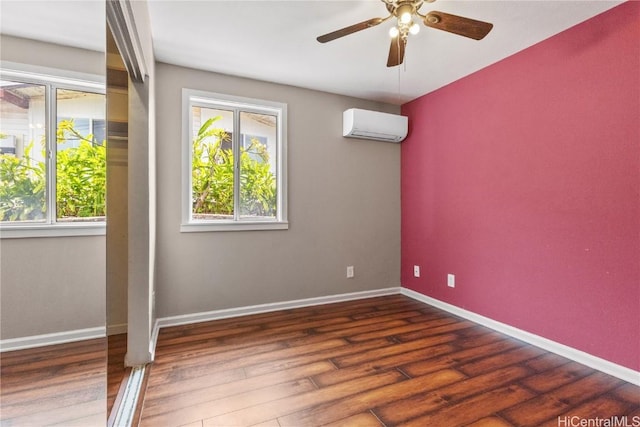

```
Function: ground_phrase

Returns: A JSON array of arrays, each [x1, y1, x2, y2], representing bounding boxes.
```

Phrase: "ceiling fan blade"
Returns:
[[387, 37, 406, 67], [423, 11, 493, 40], [317, 17, 386, 43]]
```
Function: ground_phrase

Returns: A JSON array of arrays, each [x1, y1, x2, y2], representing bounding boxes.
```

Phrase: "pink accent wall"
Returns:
[[401, 2, 639, 370]]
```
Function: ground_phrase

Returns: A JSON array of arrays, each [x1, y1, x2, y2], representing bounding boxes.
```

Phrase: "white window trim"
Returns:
[[0, 223, 105, 239], [0, 62, 106, 239], [181, 88, 288, 232]]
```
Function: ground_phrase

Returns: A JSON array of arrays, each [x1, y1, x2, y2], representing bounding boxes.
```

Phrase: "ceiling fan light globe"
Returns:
[[400, 11, 412, 24], [397, 3, 414, 24], [389, 26, 400, 38], [409, 23, 420, 35]]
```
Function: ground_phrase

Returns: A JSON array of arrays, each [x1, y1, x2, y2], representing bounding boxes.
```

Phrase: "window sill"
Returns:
[[0, 223, 106, 239], [180, 221, 289, 233]]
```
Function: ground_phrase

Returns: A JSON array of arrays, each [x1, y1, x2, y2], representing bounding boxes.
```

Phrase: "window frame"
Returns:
[[0, 63, 106, 239], [181, 88, 288, 232]]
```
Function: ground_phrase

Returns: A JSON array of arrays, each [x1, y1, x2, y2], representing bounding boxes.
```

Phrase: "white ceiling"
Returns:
[[0, 0, 624, 105]]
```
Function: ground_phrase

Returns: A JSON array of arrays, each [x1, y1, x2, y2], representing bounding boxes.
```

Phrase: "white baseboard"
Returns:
[[401, 288, 640, 386], [5, 287, 636, 387], [0, 326, 106, 352], [150, 321, 160, 361], [155, 287, 402, 329], [107, 323, 128, 336]]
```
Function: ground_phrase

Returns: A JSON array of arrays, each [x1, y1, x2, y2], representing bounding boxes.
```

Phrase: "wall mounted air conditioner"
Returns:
[[343, 108, 408, 143]]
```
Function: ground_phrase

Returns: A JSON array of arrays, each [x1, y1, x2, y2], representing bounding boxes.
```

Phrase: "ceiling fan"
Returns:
[[316, 0, 494, 67]]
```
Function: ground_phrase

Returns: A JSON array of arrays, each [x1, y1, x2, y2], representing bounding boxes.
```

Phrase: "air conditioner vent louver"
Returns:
[[343, 108, 408, 143]]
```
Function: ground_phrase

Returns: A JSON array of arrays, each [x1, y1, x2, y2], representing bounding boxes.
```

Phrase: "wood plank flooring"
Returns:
[[0, 335, 129, 426], [0, 338, 106, 427], [108, 333, 130, 419], [139, 295, 640, 427]]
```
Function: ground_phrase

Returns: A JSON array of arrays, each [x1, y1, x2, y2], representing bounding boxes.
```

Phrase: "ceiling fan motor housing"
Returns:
[[385, 1, 423, 18]]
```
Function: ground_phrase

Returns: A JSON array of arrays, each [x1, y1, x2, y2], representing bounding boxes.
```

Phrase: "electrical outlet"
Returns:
[[347, 266, 354, 278], [448, 274, 455, 288], [413, 265, 420, 277]]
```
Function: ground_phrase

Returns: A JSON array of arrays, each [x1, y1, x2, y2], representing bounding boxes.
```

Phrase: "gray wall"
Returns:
[[0, 35, 402, 339], [0, 35, 103, 76], [0, 237, 105, 338], [0, 36, 106, 339], [155, 63, 401, 318]]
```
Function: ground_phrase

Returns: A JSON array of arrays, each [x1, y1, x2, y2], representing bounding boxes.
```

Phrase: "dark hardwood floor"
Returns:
[[0, 334, 131, 427], [139, 295, 640, 427], [108, 333, 130, 418], [0, 338, 106, 426], [1, 296, 638, 426]]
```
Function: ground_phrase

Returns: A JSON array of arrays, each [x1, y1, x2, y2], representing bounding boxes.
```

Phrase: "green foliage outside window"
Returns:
[[0, 119, 106, 222], [55, 120, 106, 219], [0, 116, 276, 223], [192, 116, 276, 218], [0, 138, 46, 221]]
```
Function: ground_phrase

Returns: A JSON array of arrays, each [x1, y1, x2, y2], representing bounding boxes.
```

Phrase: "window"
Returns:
[[182, 89, 287, 231], [0, 67, 105, 237]]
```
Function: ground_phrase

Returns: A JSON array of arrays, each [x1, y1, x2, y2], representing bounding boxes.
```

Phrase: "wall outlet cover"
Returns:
[[448, 274, 455, 288], [347, 266, 354, 278]]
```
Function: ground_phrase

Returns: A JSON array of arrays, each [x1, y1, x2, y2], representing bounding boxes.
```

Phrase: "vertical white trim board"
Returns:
[[401, 287, 640, 386]]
